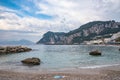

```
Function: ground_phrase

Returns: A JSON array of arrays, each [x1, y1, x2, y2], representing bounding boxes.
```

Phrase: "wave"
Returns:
[[79, 64, 120, 69]]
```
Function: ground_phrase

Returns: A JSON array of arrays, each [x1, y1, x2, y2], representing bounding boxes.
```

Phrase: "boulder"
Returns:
[[0, 50, 6, 54], [21, 57, 40, 65], [0, 46, 32, 54], [89, 50, 101, 56], [0, 47, 5, 50]]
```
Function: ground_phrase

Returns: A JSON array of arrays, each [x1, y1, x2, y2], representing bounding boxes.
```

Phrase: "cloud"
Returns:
[[0, 0, 120, 42], [34, 0, 102, 22], [0, 6, 74, 41], [0, 5, 77, 33], [93, 0, 120, 20], [34, 0, 120, 23]]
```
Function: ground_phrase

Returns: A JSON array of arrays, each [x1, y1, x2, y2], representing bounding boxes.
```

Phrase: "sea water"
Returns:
[[0, 45, 120, 71]]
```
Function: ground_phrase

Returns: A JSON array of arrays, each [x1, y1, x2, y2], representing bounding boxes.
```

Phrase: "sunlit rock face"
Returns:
[[37, 20, 120, 45], [111, 32, 120, 40]]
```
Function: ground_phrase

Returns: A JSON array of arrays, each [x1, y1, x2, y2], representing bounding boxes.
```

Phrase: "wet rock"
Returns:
[[0, 47, 4, 50], [0, 46, 32, 54], [21, 57, 40, 65], [0, 50, 6, 54], [89, 50, 101, 56]]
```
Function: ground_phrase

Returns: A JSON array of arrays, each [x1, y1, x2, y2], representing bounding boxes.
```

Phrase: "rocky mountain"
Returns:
[[37, 20, 120, 45], [36, 31, 65, 44], [0, 39, 34, 45]]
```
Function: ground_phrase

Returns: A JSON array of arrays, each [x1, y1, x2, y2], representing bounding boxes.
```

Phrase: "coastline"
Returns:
[[0, 45, 120, 80], [0, 65, 120, 80]]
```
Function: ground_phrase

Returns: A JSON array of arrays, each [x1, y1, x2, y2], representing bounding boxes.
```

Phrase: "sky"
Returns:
[[0, 0, 120, 42]]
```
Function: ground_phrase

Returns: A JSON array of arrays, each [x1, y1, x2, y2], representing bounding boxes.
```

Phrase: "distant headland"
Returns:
[[37, 20, 120, 45]]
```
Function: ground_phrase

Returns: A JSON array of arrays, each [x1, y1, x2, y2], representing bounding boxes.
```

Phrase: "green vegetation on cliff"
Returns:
[[37, 20, 120, 44]]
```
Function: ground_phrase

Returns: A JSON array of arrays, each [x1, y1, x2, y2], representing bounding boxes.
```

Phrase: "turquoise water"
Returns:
[[0, 45, 120, 71]]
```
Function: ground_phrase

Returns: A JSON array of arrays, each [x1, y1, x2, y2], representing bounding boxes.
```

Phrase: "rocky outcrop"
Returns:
[[89, 50, 101, 56], [0, 46, 32, 54], [37, 31, 66, 44], [21, 57, 40, 65], [37, 20, 120, 45], [115, 37, 120, 42], [111, 32, 120, 41]]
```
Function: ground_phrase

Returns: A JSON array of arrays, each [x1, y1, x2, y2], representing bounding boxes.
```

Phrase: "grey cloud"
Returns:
[[0, 30, 38, 33], [0, 0, 120, 42]]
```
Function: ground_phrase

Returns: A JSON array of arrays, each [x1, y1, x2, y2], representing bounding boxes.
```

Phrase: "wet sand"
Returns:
[[0, 65, 120, 80]]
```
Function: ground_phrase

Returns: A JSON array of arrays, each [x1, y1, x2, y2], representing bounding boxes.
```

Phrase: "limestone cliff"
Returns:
[[37, 20, 120, 44], [37, 31, 66, 44]]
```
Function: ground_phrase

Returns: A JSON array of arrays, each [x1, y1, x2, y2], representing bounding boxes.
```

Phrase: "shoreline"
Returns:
[[0, 62, 120, 72], [0, 45, 120, 80], [0, 65, 120, 80], [0, 63, 120, 73]]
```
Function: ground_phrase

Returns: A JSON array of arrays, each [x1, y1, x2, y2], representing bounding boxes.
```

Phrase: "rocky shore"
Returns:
[[0, 46, 32, 54]]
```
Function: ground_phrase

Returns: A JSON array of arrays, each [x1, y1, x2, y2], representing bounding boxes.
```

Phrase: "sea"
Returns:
[[0, 45, 120, 72]]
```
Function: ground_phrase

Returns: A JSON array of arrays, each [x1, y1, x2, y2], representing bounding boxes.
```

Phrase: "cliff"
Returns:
[[37, 31, 66, 44], [37, 20, 120, 45]]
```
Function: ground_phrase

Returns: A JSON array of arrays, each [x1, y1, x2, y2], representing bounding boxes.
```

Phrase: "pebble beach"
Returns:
[[0, 65, 120, 80]]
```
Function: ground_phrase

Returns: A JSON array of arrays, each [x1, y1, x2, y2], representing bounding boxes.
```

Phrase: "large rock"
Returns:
[[0, 47, 4, 50], [0, 46, 32, 54], [0, 47, 6, 54], [89, 50, 101, 56], [21, 57, 40, 65]]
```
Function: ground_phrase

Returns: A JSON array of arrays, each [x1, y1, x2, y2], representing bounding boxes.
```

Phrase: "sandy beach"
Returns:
[[0, 65, 120, 80]]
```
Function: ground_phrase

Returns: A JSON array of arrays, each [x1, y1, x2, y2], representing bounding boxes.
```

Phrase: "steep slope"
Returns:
[[37, 20, 120, 44], [37, 31, 66, 44]]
